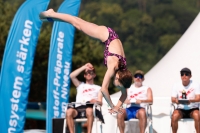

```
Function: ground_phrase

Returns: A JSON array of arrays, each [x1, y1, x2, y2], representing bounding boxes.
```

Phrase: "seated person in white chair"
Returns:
[[66, 63, 103, 133], [171, 67, 200, 133], [117, 70, 153, 133]]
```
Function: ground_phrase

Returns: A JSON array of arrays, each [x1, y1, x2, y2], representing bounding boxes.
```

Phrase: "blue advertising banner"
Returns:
[[0, 0, 49, 132], [46, 0, 81, 132]]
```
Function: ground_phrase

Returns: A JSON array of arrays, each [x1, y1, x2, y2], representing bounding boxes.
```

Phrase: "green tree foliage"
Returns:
[[0, 0, 23, 65], [1, 0, 200, 102]]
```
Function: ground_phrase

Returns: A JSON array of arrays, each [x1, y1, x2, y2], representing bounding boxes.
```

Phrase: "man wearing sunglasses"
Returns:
[[117, 70, 153, 133], [171, 67, 200, 133], [66, 63, 103, 133]]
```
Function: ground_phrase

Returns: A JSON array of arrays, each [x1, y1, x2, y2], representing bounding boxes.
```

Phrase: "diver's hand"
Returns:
[[108, 106, 123, 114]]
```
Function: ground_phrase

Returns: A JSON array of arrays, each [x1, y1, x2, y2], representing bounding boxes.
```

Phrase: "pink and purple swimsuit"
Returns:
[[103, 27, 127, 70]]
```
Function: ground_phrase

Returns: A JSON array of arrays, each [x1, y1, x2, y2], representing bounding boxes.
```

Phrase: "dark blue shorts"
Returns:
[[126, 106, 142, 120]]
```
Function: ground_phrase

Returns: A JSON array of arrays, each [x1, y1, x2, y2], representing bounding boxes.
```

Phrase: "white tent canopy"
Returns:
[[143, 12, 200, 97], [99, 12, 200, 133]]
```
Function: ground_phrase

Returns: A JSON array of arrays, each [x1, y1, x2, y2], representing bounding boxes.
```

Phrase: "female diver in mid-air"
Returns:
[[40, 9, 133, 114]]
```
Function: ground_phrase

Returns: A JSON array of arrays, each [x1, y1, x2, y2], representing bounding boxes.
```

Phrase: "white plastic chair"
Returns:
[[169, 103, 200, 133], [63, 102, 103, 133], [116, 103, 153, 133]]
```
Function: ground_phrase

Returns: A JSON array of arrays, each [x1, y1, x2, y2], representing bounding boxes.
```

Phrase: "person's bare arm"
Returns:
[[101, 57, 117, 108], [70, 63, 94, 87], [90, 90, 103, 106], [101, 68, 115, 108], [189, 94, 200, 103], [171, 97, 178, 104], [136, 88, 153, 104], [171, 95, 200, 105]]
